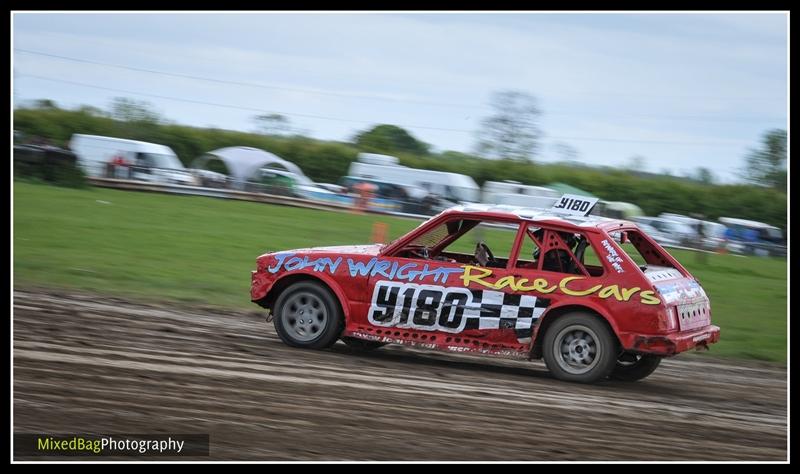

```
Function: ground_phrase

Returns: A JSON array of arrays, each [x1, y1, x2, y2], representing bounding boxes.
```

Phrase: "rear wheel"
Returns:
[[273, 281, 343, 349], [609, 353, 662, 381], [542, 312, 618, 384]]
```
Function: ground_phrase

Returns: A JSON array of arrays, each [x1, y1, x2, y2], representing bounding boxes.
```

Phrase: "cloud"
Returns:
[[12, 12, 787, 182]]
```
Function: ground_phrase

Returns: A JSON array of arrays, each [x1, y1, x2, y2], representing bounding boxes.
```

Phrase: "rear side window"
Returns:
[[579, 241, 605, 276], [608, 230, 675, 269]]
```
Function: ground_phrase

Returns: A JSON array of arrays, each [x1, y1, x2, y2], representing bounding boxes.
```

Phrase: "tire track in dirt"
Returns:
[[13, 290, 787, 461]]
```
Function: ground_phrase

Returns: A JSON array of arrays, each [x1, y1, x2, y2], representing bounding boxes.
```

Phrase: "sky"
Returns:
[[12, 12, 789, 183]]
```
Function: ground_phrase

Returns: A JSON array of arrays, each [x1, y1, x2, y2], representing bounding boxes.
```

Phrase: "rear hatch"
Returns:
[[644, 266, 711, 331]]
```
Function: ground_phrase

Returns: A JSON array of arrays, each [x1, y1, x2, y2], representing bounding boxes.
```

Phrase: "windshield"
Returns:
[[293, 174, 314, 185], [763, 227, 783, 240], [407, 220, 462, 248], [141, 153, 185, 170], [264, 168, 313, 185]]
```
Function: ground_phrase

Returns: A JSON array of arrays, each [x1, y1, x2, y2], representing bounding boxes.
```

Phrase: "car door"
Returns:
[[131, 152, 154, 181], [509, 223, 608, 345], [364, 216, 530, 348]]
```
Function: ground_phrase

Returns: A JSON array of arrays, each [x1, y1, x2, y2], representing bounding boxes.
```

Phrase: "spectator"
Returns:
[[695, 219, 707, 264], [353, 182, 376, 213], [110, 155, 130, 179]]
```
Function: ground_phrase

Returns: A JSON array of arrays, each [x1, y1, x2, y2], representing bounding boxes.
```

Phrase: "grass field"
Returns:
[[13, 182, 787, 362]]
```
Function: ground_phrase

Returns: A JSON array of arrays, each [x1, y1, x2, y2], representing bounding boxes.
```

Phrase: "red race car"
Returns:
[[251, 195, 720, 383]]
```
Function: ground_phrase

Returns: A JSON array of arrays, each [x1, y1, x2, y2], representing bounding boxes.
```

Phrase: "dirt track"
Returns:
[[13, 289, 787, 461]]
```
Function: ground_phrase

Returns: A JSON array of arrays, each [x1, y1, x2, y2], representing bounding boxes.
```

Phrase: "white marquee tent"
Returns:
[[191, 146, 306, 187]]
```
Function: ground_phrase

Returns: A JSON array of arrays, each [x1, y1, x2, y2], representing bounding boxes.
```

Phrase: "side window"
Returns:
[[516, 226, 542, 269], [395, 218, 521, 269], [136, 152, 153, 168], [442, 221, 520, 265], [517, 227, 596, 276], [540, 231, 581, 275], [611, 231, 647, 267]]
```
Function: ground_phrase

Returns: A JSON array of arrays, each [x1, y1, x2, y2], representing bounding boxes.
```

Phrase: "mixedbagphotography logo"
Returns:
[[14, 434, 210, 457]]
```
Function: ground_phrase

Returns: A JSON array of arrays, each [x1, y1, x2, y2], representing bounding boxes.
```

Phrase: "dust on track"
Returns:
[[12, 289, 787, 461]]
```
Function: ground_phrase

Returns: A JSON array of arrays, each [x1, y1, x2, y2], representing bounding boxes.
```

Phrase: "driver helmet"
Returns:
[[560, 232, 578, 249]]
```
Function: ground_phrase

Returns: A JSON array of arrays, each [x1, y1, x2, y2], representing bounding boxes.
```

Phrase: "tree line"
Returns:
[[13, 100, 787, 229]]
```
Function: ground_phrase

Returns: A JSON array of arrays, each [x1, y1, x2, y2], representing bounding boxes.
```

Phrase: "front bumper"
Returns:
[[619, 325, 721, 356], [250, 270, 274, 304]]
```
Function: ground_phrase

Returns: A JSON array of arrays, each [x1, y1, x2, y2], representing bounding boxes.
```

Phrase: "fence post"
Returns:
[[371, 222, 388, 244]]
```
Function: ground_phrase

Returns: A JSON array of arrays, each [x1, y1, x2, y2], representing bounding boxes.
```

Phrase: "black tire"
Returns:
[[542, 312, 618, 384], [272, 281, 343, 349], [609, 353, 662, 382], [341, 337, 387, 351]]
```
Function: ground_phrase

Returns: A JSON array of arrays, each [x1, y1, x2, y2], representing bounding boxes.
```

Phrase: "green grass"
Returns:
[[13, 182, 787, 362]]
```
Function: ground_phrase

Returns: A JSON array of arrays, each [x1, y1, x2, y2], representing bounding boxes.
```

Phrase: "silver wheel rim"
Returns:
[[281, 291, 328, 342], [553, 324, 601, 375]]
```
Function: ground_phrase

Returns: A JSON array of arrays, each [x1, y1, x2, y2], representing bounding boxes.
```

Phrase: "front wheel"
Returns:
[[609, 353, 662, 381], [542, 312, 618, 384], [272, 281, 343, 349]]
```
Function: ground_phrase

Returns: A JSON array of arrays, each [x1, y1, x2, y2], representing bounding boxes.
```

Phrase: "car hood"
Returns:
[[270, 244, 384, 257]]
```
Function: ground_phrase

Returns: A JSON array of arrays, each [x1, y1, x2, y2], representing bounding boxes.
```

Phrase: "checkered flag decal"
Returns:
[[463, 290, 550, 341]]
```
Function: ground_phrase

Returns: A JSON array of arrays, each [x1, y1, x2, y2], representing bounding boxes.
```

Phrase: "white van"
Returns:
[[348, 154, 480, 203], [482, 180, 560, 206], [69, 134, 197, 185], [489, 193, 561, 209], [355, 153, 400, 166]]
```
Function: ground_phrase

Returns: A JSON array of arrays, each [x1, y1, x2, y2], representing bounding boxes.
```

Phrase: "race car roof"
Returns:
[[442, 203, 629, 231]]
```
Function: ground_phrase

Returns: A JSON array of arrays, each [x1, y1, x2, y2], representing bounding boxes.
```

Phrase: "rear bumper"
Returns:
[[619, 325, 721, 356]]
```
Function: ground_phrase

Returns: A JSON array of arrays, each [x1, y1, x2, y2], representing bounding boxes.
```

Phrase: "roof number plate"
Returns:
[[550, 194, 599, 217]]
